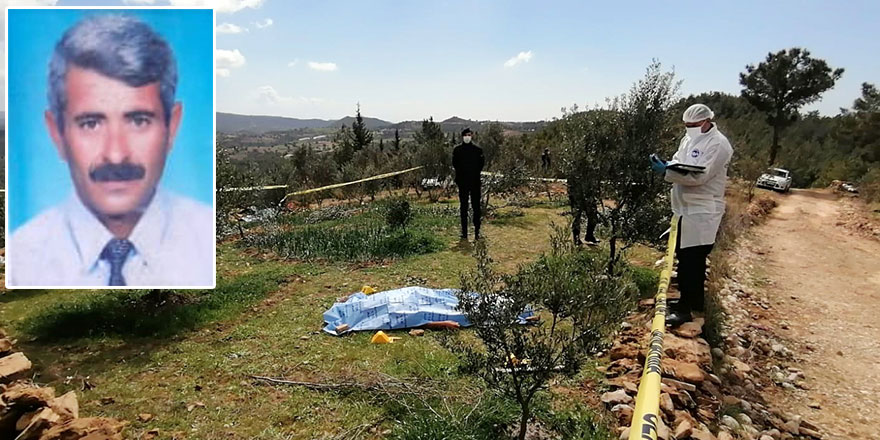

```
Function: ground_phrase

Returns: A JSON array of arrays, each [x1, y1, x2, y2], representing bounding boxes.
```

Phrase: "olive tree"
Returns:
[[450, 234, 636, 440], [560, 61, 679, 274]]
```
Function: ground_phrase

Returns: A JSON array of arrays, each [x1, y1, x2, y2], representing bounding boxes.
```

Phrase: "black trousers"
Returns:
[[674, 219, 713, 314], [569, 193, 598, 243], [572, 206, 598, 243], [458, 183, 481, 237]]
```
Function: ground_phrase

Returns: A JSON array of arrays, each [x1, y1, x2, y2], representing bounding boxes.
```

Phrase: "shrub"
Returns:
[[629, 265, 660, 299], [449, 232, 637, 440], [860, 167, 880, 203], [385, 197, 413, 231]]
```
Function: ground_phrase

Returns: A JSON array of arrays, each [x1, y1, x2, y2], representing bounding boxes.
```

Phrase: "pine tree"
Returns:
[[740, 48, 843, 165], [333, 124, 356, 167], [347, 103, 374, 152]]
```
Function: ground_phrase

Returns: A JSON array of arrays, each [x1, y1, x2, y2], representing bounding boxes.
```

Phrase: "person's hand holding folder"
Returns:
[[650, 154, 667, 174], [650, 153, 706, 175]]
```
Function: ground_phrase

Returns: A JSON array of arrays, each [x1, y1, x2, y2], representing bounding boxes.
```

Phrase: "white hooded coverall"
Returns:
[[665, 124, 733, 249]]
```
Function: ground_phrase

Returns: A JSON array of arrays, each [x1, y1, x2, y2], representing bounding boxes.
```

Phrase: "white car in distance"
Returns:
[[757, 168, 792, 192]]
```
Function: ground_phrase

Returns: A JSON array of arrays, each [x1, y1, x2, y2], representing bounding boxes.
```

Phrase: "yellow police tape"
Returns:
[[222, 184, 289, 192], [278, 166, 425, 205], [628, 215, 678, 440]]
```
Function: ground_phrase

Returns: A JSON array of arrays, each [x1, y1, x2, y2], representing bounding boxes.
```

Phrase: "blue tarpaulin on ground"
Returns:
[[322, 286, 534, 335]]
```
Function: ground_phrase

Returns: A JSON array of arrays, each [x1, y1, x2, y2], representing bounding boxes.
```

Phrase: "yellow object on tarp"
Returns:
[[361, 285, 377, 295], [370, 331, 400, 344], [628, 215, 679, 440], [508, 354, 531, 366]]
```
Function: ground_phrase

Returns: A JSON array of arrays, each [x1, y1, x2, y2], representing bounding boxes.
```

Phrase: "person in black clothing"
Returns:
[[567, 182, 600, 246], [541, 148, 551, 169], [452, 128, 485, 240]]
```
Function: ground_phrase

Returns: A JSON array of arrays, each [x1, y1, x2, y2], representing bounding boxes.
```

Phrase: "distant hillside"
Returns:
[[331, 116, 393, 130], [217, 112, 393, 133], [0, 111, 5, 129], [441, 116, 470, 124], [217, 112, 331, 133], [393, 116, 547, 134], [217, 111, 546, 135]]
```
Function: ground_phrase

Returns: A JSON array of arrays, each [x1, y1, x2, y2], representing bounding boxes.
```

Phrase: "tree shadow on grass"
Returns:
[[7, 265, 294, 384], [0, 289, 58, 304], [17, 266, 292, 342]]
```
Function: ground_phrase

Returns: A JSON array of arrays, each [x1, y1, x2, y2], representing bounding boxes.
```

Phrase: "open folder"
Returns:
[[666, 160, 706, 174]]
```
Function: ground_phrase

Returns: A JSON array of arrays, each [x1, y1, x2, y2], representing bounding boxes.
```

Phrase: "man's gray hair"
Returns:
[[49, 14, 177, 129]]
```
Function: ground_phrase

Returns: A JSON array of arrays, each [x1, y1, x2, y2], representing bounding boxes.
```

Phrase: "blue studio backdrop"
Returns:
[[7, 8, 214, 232]]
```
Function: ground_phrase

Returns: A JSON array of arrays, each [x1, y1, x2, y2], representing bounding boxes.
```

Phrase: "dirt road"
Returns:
[[745, 189, 880, 440]]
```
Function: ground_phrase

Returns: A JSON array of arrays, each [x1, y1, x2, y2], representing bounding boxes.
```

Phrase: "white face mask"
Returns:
[[462, 136, 472, 143], [685, 126, 703, 139]]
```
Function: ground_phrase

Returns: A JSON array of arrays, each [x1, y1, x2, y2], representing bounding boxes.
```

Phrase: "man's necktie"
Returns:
[[101, 238, 133, 286]]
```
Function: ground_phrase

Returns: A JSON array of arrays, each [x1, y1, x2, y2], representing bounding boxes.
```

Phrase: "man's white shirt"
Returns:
[[8, 188, 214, 287]]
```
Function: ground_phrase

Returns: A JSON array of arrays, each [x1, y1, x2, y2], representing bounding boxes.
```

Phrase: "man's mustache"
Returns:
[[89, 163, 146, 182]]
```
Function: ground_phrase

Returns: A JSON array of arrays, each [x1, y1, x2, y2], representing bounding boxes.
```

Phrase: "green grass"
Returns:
[[537, 404, 614, 440], [0, 197, 649, 439], [17, 263, 295, 340], [247, 224, 445, 262], [387, 392, 519, 440], [243, 199, 458, 263], [629, 265, 660, 299]]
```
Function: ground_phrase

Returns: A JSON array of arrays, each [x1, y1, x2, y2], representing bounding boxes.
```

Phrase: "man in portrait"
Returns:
[[8, 14, 214, 287]]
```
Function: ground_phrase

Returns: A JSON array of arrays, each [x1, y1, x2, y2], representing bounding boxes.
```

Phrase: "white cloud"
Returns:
[[1, 0, 59, 5], [216, 48, 245, 76], [257, 85, 291, 104], [287, 59, 299, 67], [122, 0, 156, 5], [504, 50, 533, 68], [254, 18, 273, 29], [255, 86, 324, 105], [307, 61, 337, 72], [216, 22, 247, 34], [168, 0, 264, 14]]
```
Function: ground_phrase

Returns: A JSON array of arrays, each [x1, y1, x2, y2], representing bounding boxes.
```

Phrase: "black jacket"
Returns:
[[452, 142, 485, 185]]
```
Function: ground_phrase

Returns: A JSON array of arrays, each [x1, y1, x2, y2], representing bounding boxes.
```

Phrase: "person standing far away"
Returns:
[[452, 127, 485, 240], [651, 103, 733, 327], [541, 148, 551, 170]]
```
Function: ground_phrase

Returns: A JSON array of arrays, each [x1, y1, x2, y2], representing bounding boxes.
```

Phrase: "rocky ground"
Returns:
[[0, 328, 126, 439], [601, 189, 880, 440], [719, 189, 880, 440]]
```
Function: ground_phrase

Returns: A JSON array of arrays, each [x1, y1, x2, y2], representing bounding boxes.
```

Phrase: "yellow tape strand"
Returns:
[[223, 167, 568, 194], [628, 215, 678, 440], [278, 166, 425, 205], [221, 184, 289, 192]]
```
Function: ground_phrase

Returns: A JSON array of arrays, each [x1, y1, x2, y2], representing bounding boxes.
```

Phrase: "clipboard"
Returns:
[[666, 161, 705, 174]]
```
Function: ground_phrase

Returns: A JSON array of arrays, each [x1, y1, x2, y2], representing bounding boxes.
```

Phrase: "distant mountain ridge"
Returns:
[[217, 112, 392, 133], [216, 112, 546, 134]]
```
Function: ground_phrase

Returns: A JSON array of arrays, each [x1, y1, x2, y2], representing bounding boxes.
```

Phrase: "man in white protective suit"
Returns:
[[651, 103, 733, 327]]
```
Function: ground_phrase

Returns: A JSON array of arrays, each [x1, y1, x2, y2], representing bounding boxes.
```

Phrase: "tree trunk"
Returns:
[[518, 403, 530, 440], [608, 236, 617, 276], [769, 121, 781, 166], [237, 219, 245, 240]]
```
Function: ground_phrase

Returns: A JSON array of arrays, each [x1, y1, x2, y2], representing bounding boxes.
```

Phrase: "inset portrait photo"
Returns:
[[6, 8, 215, 288]]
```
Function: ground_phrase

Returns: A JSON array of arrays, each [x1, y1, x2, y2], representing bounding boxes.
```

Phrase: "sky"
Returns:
[[3, 0, 880, 122]]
